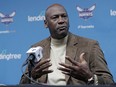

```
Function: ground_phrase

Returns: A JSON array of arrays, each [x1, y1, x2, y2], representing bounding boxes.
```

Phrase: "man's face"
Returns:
[[45, 5, 69, 39]]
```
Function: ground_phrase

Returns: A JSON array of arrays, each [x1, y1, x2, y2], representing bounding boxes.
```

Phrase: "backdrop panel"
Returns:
[[0, 0, 116, 85]]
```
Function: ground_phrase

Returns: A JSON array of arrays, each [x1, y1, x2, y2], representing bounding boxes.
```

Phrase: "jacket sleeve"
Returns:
[[89, 41, 114, 84]]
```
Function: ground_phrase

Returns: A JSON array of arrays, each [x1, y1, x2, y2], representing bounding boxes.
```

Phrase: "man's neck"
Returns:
[[51, 35, 68, 46]]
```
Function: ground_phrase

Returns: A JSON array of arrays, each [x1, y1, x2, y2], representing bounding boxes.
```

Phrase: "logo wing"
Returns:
[[9, 11, 16, 17], [0, 13, 5, 18], [88, 4, 96, 11], [76, 6, 83, 12]]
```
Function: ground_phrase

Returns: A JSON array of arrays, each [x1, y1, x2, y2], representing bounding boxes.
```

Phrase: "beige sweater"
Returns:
[[47, 36, 68, 85]]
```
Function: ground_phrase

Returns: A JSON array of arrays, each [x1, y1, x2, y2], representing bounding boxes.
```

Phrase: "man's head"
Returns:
[[44, 4, 69, 39]]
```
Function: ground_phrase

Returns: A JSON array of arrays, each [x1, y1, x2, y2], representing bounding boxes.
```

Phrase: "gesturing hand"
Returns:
[[31, 59, 53, 79], [58, 53, 93, 82]]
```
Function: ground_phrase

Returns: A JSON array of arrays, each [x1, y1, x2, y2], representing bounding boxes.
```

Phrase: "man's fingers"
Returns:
[[58, 63, 77, 72], [42, 70, 53, 74], [65, 56, 77, 65], [34, 59, 51, 69], [58, 67, 70, 72], [37, 62, 52, 71]]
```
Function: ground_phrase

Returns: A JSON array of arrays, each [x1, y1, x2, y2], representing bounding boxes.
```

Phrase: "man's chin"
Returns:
[[57, 32, 67, 39], [59, 30, 67, 35]]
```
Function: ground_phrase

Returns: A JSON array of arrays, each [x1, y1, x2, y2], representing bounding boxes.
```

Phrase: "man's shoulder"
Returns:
[[70, 33, 97, 43]]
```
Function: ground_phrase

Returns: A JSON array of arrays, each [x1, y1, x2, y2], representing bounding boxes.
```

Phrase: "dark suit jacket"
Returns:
[[20, 32, 114, 85]]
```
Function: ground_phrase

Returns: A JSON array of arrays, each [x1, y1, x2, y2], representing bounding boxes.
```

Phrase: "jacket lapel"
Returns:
[[38, 38, 51, 83], [65, 33, 79, 83]]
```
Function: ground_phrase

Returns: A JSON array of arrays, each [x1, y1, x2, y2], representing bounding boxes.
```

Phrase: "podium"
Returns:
[[0, 84, 116, 87]]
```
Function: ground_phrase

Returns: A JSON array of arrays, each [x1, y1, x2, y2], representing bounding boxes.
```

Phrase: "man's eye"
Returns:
[[51, 16, 58, 21], [52, 16, 58, 19], [62, 15, 67, 18]]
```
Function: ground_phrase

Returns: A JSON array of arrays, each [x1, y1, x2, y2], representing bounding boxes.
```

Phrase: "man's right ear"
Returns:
[[44, 20, 48, 28]]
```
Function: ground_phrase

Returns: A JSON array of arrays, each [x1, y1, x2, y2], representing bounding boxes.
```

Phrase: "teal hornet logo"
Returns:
[[0, 11, 16, 26], [76, 4, 96, 20]]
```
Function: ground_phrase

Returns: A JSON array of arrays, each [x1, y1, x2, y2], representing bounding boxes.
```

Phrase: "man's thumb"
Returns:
[[79, 53, 86, 63]]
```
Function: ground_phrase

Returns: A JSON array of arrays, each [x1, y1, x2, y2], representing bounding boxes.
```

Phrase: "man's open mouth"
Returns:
[[58, 26, 67, 31]]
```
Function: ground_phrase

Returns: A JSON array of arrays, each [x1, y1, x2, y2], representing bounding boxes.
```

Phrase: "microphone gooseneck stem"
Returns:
[[28, 59, 35, 84]]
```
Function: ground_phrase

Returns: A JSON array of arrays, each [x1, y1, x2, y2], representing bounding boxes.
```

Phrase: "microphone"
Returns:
[[22, 46, 43, 67], [21, 46, 44, 84]]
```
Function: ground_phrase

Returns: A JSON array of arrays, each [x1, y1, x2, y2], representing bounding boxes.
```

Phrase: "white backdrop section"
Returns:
[[0, 0, 116, 85]]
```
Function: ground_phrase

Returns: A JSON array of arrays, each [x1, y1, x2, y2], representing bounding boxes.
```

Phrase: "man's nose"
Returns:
[[58, 16, 64, 24]]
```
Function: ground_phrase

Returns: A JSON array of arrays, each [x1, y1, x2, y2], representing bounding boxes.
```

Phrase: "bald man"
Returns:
[[20, 4, 114, 85]]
